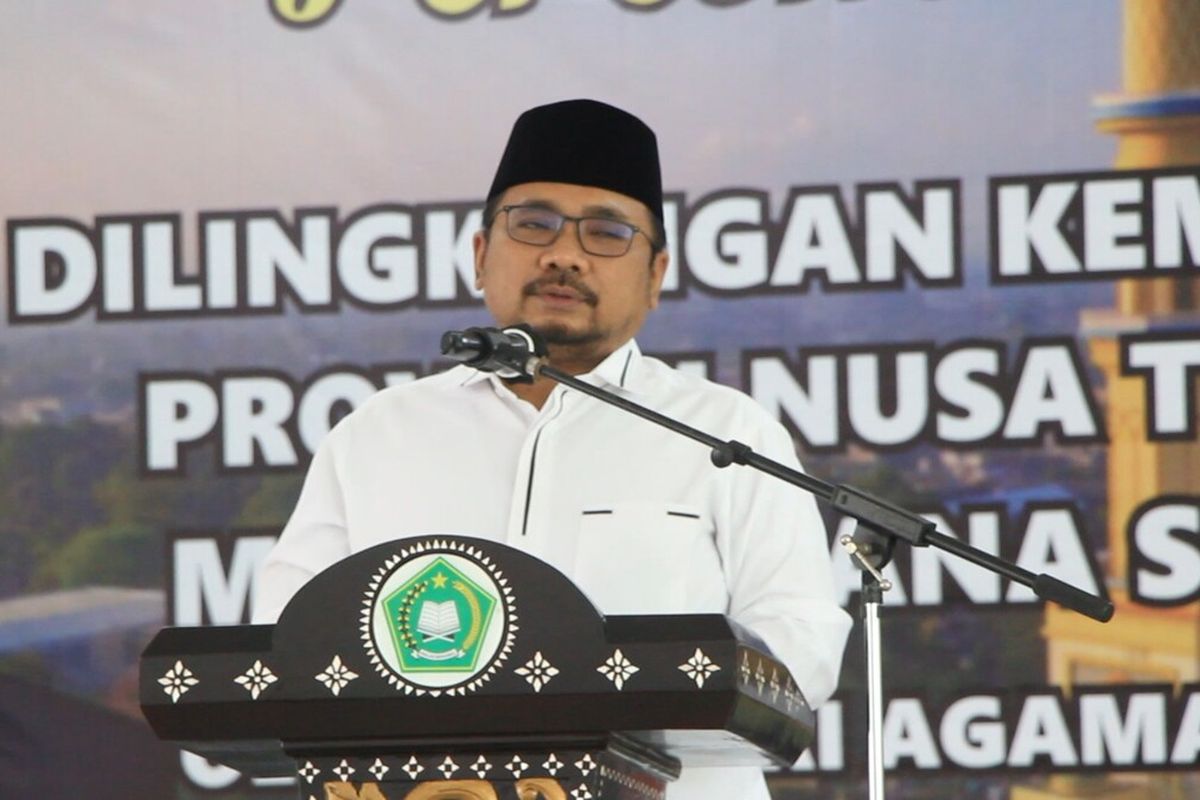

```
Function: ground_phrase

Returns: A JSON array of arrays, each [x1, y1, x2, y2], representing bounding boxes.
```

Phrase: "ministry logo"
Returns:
[[361, 539, 517, 695]]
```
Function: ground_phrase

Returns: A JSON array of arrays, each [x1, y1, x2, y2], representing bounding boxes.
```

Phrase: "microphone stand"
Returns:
[[495, 350, 1114, 800]]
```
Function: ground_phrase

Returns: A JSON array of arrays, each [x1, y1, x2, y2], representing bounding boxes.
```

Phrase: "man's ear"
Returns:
[[472, 230, 488, 290], [648, 249, 669, 309]]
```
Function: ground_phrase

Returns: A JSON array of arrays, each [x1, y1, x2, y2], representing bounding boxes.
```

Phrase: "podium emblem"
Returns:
[[361, 539, 516, 694], [386, 556, 497, 670]]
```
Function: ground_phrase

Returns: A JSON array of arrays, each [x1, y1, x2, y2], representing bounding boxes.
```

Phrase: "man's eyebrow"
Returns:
[[581, 204, 633, 222], [515, 198, 560, 211], [512, 198, 635, 223]]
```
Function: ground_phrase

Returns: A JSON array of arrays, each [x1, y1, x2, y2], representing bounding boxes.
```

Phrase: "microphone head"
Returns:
[[440, 329, 487, 363], [438, 325, 545, 379], [439, 330, 464, 356]]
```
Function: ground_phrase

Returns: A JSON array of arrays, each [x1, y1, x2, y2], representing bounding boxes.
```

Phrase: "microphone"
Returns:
[[440, 324, 547, 381]]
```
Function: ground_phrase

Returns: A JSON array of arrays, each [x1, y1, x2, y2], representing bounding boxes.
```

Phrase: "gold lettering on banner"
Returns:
[[420, 0, 535, 17], [269, 0, 344, 27]]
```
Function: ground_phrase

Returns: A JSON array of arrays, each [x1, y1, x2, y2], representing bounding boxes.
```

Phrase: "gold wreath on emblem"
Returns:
[[455, 580, 484, 651]]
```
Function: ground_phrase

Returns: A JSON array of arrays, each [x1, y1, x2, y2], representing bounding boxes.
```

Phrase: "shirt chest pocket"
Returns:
[[572, 502, 725, 616]]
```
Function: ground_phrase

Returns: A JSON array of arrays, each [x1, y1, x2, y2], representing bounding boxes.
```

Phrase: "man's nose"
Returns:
[[538, 220, 591, 272]]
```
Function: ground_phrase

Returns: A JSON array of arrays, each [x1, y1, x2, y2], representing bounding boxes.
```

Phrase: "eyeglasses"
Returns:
[[497, 204, 651, 257]]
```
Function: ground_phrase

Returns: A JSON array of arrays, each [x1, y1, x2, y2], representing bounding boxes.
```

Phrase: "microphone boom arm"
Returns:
[[533, 361, 1114, 623]]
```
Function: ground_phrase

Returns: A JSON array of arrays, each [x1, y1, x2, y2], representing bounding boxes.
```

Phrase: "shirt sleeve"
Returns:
[[716, 406, 853, 708], [252, 428, 353, 624]]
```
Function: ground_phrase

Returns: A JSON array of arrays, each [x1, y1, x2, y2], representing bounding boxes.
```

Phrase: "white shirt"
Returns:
[[255, 339, 852, 800]]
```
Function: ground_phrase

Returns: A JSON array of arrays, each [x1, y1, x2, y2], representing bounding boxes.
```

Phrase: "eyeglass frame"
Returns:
[[495, 203, 655, 257]]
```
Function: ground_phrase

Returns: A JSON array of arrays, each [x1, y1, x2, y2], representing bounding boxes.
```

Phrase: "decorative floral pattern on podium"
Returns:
[[768, 667, 782, 702], [515, 650, 559, 692], [678, 648, 720, 688], [470, 755, 493, 778], [361, 539, 517, 696], [158, 660, 199, 703], [505, 755, 530, 778], [597, 648, 639, 689], [234, 660, 278, 699], [315, 655, 358, 696], [297, 761, 320, 784], [401, 756, 424, 779], [784, 681, 805, 713], [573, 753, 597, 776]]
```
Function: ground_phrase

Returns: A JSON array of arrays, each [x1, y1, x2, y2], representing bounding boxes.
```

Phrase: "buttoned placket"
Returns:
[[496, 381, 571, 563], [472, 342, 640, 571]]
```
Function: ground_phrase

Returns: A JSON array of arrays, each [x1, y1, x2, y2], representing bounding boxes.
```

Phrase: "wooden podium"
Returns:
[[141, 536, 813, 799]]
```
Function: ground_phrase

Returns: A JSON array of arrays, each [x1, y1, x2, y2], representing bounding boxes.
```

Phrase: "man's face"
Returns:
[[473, 181, 668, 369]]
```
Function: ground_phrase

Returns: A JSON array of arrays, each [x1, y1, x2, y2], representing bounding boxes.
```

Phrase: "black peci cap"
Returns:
[[486, 99, 663, 223]]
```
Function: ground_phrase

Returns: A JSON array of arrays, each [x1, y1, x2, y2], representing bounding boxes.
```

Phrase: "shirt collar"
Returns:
[[588, 339, 645, 394], [458, 338, 647, 396]]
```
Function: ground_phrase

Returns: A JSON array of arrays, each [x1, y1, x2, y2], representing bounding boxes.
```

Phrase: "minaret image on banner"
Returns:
[[1016, 1, 1200, 798]]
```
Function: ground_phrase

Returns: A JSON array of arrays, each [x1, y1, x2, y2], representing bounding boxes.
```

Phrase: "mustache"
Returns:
[[522, 273, 598, 305]]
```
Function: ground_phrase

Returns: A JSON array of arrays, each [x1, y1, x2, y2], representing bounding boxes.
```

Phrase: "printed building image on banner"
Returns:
[[1, 0, 1198, 798]]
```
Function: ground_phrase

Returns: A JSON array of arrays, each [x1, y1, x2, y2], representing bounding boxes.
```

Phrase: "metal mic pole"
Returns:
[[864, 579, 885, 800], [841, 532, 893, 800]]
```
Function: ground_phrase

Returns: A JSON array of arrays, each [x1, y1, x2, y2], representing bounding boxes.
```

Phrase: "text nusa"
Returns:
[[6, 182, 959, 322], [747, 339, 1105, 452]]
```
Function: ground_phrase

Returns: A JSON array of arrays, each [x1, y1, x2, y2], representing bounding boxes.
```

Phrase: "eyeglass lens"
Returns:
[[506, 206, 635, 256]]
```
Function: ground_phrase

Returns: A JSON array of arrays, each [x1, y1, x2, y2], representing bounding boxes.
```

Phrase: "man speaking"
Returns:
[[255, 99, 851, 799]]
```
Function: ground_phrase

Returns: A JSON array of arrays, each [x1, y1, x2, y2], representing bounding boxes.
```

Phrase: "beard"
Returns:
[[529, 321, 603, 347], [519, 273, 603, 347]]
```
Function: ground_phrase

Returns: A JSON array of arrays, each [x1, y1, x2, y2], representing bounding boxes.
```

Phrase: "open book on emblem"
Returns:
[[416, 600, 461, 642]]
